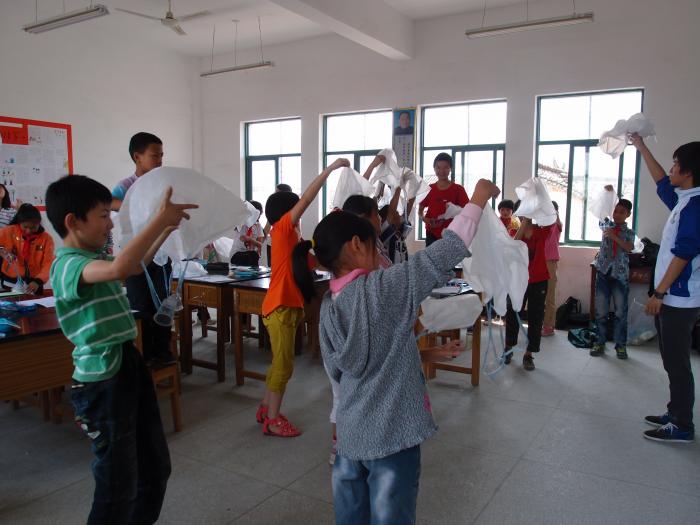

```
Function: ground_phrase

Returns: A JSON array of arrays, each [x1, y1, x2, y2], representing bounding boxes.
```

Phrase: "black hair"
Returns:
[[0, 184, 11, 209], [378, 204, 390, 221], [129, 132, 162, 162], [498, 199, 514, 211], [276, 183, 293, 192], [264, 191, 299, 225], [292, 211, 376, 302], [673, 141, 700, 187], [249, 200, 263, 213], [11, 203, 42, 225], [433, 152, 453, 169], [45, 175, 112, 238], [342, 195, 378, 219], [552, 200, 559, 212], [513, 200, 521, 213], [616, 199, 632, 213]]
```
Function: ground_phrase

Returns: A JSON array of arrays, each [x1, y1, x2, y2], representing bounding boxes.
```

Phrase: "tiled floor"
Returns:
[[2, 325, 700, 524]]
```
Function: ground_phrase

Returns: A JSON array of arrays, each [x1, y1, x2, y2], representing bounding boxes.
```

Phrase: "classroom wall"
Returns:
[[198, 0, 700, 312], [0, 1, 198, 243]]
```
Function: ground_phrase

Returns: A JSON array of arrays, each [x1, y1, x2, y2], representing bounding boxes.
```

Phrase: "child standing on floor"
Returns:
[[504, 212, 553, 371], [293, 179, 499, 524], [0, 204, 54, 293], [256, 158, 350, 438], [591, 198, 635, 359], [542, 201, 562, 336], [46, 175, 195, 524]]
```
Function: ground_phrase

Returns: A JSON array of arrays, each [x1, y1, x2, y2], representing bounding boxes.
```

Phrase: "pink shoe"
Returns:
[[541, 326, 555, 337]]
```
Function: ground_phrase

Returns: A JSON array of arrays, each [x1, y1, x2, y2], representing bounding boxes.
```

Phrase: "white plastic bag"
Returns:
[[599, 112, 656, 159], [401, 168, 430, 202], [242, 201, 261, 229], [514, 177, 558, 226], [332, 167, 375, 210], [172, 259, 208, 279], [419, 293, 483, 332], [438, 202, 463, 221], [588, 186, 618, 220], [627, 298, 657, 345], [213, 237, 234, 260], [370, 148, 401, 189], [460, 208, 529, 315], [119, 167, 248, 264]]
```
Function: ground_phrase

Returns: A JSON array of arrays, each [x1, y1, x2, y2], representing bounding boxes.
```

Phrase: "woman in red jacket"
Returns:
[[0, 204, 55, 293]]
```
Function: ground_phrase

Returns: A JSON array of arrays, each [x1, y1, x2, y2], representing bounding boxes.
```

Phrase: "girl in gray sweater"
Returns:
[[292, 179, 499, 524]]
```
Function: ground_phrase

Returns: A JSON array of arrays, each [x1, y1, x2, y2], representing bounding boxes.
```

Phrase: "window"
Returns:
[[535, 89, 643, 245], [419, 100, 507, 238], [322, 110, 393, 215], [245, 118, 301, 223]]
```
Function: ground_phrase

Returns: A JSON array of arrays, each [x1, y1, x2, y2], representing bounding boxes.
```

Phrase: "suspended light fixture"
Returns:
[[466, 0, 593, 38], [23, 2, 109, 34], [201, 16, 274, 78]]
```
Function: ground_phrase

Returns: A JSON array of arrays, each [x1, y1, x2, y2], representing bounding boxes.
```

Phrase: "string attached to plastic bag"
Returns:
[[481, 302, 529, 378], [153, 261, 189, 327]]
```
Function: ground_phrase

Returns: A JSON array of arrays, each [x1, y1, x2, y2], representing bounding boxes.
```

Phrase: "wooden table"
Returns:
[[589, 264, 652, 320], [178, 272, 270, 382], [0, 302, 74, 421], [231, 275, 330, 386]]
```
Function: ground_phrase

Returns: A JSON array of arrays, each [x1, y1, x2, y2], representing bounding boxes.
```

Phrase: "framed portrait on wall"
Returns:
[[392, 107, 415, 169]]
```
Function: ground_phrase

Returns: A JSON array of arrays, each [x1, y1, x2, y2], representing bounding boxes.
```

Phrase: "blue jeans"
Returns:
[[594, 271, 629, 346], [70, 342, 171, 524], [332, 445, 421, 525]]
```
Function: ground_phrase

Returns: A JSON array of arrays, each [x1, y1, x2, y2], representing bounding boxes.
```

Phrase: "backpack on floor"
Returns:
[[555, 296, 582, 330], [568, 326, 596, 348]]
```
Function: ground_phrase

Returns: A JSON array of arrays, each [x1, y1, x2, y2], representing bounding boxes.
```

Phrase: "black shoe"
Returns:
[[615, 345, 628, 360], [644, 412, 672, 427], [589, 343, 605, 357], [503, 347, 513, 365], [643, 422, 694, 443], [523, 354, 535, 371]]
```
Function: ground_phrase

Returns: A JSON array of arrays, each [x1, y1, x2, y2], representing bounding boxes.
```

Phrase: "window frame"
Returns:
[[418, 100, 508, 239], [321, 109, 392, 214], [244, 117, 302, 201], [534, 88, 644, 246]]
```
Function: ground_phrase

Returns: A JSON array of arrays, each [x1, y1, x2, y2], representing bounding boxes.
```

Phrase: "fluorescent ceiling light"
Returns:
[[200, 61, 274, 78], [23, 4, 109, 34], [466, 12, 593, 38]]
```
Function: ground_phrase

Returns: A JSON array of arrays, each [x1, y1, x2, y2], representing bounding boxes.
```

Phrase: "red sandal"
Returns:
[[256, 405, 289, 424], [263, 416, 302, 437]]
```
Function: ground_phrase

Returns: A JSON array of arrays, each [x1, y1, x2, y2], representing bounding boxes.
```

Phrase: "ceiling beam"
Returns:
[[270, 0, 413, 60]]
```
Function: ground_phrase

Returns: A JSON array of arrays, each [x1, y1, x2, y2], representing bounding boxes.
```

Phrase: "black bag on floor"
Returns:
[[568, 326, 596, 348], [555, 296, 582, 330]]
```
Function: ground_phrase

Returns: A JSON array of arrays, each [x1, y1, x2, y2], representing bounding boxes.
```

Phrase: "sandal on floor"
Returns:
[[256, 405, 289, 424], [263, 416, 302, 437]]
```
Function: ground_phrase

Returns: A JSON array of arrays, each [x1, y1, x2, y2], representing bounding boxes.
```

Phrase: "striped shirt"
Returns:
[[50, 247, 137, 382], [0, 207, 16, 228]]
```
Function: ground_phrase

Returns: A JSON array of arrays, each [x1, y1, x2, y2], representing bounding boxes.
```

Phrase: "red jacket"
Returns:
[[0, 224, 55, 285]]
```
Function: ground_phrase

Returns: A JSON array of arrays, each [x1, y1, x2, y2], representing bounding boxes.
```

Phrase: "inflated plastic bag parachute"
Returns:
[[599, 113, 656, 159], [514, 177, 558, 227], [460, 207, 529, 315], [588, 186, 618, 221], [120, 167, 249, 264], [369, 148, 402, 189], [332, 167, 375, 210]]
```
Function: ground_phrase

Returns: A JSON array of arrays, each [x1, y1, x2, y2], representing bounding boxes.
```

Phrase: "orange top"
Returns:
[[0, 224, 55, 284], [262, 211, 304, 316]]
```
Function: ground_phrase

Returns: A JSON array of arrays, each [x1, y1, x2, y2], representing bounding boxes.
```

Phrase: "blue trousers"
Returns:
[[70, 342, 171, 524], [595, 271, 629, 346], [332, 445, 421, 525]]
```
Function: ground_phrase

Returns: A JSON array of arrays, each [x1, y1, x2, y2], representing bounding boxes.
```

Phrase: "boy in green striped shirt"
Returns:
[[45, 175, 196, 524]]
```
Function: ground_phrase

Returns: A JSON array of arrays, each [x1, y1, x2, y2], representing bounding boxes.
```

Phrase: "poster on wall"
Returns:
[[0, 116, 73, 209], [392, 107, 415, 170]]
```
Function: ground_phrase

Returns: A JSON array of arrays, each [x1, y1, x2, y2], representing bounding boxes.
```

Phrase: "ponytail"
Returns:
[[292, 240, 316, 302], [292, 211, 376, 302]]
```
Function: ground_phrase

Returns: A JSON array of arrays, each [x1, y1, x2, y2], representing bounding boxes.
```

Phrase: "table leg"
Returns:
[[471, 319, 481, 386], [181, 303, 193, 375], [216, 305, 226, 382], [234, 312, 244, 386]]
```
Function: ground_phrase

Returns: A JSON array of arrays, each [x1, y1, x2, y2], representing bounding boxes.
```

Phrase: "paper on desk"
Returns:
[[187, 274, 235, 283], [17, 296, 57, 308]]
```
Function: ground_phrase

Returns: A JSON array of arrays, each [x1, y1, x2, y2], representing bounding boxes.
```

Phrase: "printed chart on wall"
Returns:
[[0, 116, 73, 209]]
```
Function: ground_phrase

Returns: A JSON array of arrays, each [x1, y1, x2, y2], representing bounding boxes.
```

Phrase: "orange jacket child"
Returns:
[[0, 205, 55, 292]]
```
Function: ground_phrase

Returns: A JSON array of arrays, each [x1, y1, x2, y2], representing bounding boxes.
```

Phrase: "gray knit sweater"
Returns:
[[319, 229, 471, 460]]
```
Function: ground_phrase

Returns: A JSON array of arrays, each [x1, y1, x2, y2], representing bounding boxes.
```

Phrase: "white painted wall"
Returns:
[[0, 1, 197, 243], [198, 0, 700, 311]]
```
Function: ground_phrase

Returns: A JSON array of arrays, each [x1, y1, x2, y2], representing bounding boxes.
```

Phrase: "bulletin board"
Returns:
[[0, 116, 73, 209]]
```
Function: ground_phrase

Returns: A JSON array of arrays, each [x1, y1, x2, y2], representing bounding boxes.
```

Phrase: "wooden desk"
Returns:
[[231, 276, 330, 386], [0, 303, 74, 421], [589, 264, 653, 319]]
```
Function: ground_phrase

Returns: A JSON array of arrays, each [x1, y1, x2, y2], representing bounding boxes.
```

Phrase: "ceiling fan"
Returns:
[[115, 0, 210, 35]]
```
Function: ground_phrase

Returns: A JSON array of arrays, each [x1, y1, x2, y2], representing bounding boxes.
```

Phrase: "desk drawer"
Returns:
[[186, 284, 219, 307], [236, 289, 265, 314]]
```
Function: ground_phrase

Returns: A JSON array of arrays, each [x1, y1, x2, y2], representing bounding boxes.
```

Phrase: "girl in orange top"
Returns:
[[0, 204, 55, 294]]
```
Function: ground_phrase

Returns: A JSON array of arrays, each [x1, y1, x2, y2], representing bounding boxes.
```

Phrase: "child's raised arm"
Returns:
[[82, 188, 197, 284], [289, 158, 350, 225]]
